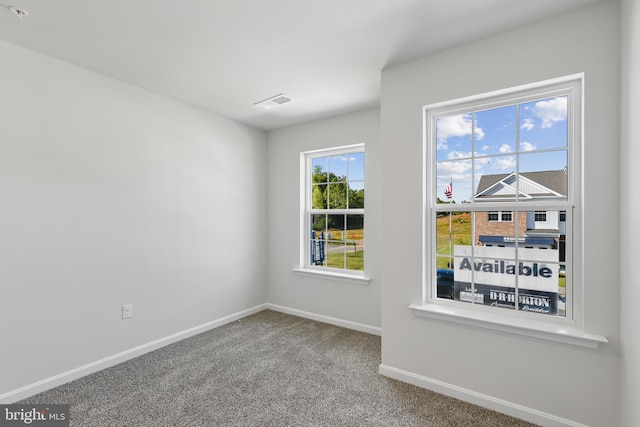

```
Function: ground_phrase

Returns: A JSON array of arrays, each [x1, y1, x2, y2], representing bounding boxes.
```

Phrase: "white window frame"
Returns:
[[488, 211, 513, 222], [293, 144, 370, 284], [412, 74, 607, 348], [534, 211, 548, 222]]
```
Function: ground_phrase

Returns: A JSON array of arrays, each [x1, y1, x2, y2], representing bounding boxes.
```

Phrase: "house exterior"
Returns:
[[473, 170, 567, 261]]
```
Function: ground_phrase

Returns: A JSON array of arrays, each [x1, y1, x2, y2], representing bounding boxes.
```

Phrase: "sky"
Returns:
[[435, 95, 569, 203], [312, 151, 365, 191]]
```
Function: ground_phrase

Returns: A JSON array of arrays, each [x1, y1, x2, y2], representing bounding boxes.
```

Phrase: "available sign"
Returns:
[[453, 245, 559, 314]]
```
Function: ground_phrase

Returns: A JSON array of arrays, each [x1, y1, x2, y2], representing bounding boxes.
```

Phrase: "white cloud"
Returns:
[[336, 155, 355, 161], [533, 97, 567, 128], [436, 114, 484, 145], [490, 156, 516, 170], [499, 144, 512, 154], [482, 145, 490, 151], [447, 151, 493, 161], [437, 160, 472, 176], [521, 118, 534, 131], [437, 140, 449, 150], [520, 141, 536, 152], [447, 150, 483, 160]]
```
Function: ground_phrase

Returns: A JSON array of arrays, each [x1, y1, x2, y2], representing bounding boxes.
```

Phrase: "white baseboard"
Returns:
[[0, 303, 269, 404], [378, 364, 587, 427], [2, 303, 380, 404], [265, 303, 381, 336]]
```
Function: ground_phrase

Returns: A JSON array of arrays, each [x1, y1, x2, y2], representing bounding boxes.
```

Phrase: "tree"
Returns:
[[311, 166, 365, 229]]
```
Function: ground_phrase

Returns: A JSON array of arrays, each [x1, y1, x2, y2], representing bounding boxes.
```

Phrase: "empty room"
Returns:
[[1, 1, 638, 426]]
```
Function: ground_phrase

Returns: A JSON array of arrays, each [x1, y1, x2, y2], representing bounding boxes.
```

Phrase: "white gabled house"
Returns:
[[473, 169, 567, 259]]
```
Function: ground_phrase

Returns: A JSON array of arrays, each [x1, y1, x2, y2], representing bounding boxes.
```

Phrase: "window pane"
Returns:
[[501, 211, 513, 221], [485, 153, 517, 174], [519, 150, 567, 174], [346, 215, 364, 271], [348, 152, 365, 181], [328, 183, 347, 209], [328, 155, 347, 182], [326, 243, 346, 269], [436, 211, 471, 265], [435, 210, 470, 301], [436, 159, 472, 203], [324, 215, 346, 268], [474, 164, 517, 202], [310, 214, 327, 266], [348, 182, 364, 208], [518, 151, 568, 202], [519, 96, 568, 151], [474, 105, 517, 158], [312, 184, 327, 209], [326, 214, 344, 233], [516, 248, 561, 316], [311, 214, 326, 232], [312, 157, 328, 183], [435, 114, 474, 162]]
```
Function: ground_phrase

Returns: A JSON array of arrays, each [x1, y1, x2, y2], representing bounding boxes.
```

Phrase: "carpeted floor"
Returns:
[[20, 310, 536, 426]]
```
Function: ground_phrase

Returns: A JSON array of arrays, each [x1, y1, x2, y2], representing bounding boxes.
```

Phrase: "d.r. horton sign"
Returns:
[[453, 246, 559, 315]]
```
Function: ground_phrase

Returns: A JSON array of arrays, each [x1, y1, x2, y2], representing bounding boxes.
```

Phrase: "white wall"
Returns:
[[0, 40, 267, 398], [267, 109, 381, 329], [620, 0, 640, 425], [379, 2, 620, 425]]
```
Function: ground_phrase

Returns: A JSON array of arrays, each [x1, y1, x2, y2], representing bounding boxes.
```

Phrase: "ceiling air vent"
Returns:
[[253, 93, 293, 109], [8, 6, 28, 18]]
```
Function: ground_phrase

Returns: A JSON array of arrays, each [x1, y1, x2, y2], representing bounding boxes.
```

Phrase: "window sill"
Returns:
[[409, 302, 608, 349], [293, 268, 371, 285]]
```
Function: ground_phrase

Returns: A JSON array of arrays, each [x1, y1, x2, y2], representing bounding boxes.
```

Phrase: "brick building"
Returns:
[[473, 170, 567, 259]]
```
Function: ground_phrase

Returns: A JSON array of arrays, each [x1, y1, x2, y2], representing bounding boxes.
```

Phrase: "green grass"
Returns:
[[318, 228, 364, 271], [436, 212, 471, 268], [325, 228, 364, 241], [327, 250, 364, 271]]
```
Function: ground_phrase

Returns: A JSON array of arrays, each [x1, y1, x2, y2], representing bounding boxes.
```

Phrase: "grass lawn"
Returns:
[[436, 212, 471, 268], [325, 228, 364, 241], [327, 250, 363, 271]]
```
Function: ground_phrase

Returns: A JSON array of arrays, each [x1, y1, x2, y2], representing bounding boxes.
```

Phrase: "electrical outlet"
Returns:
[[122, 304, 133, 319]]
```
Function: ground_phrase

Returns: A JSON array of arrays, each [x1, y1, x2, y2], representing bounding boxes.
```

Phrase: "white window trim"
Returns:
[[417, 74, 608, 348], [409, 302, 607, 348], [293, 268, 371, 284], [295, 144, 370, 283]]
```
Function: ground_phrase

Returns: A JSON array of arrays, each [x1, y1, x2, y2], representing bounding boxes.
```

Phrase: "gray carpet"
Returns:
[[20, 310, 536, 426]]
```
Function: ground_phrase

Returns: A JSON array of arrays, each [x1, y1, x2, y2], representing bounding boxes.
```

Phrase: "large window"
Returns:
[[426, 76, 581, 320], [302, 145, 365, 274]]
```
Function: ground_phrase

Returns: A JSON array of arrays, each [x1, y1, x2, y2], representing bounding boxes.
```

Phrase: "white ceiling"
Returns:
[[0, 0, 602, 131]]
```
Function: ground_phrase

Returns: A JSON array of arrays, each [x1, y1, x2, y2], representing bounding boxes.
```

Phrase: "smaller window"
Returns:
[[488, 211, 512, 222], [534, 211, 547, 222], [302, 145, 365, 273], [559, 210, 567, 222]]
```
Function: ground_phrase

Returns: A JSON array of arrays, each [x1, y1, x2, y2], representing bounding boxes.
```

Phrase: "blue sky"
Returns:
[[312, 151, 365, 191], [435, 96, 568, 203]]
